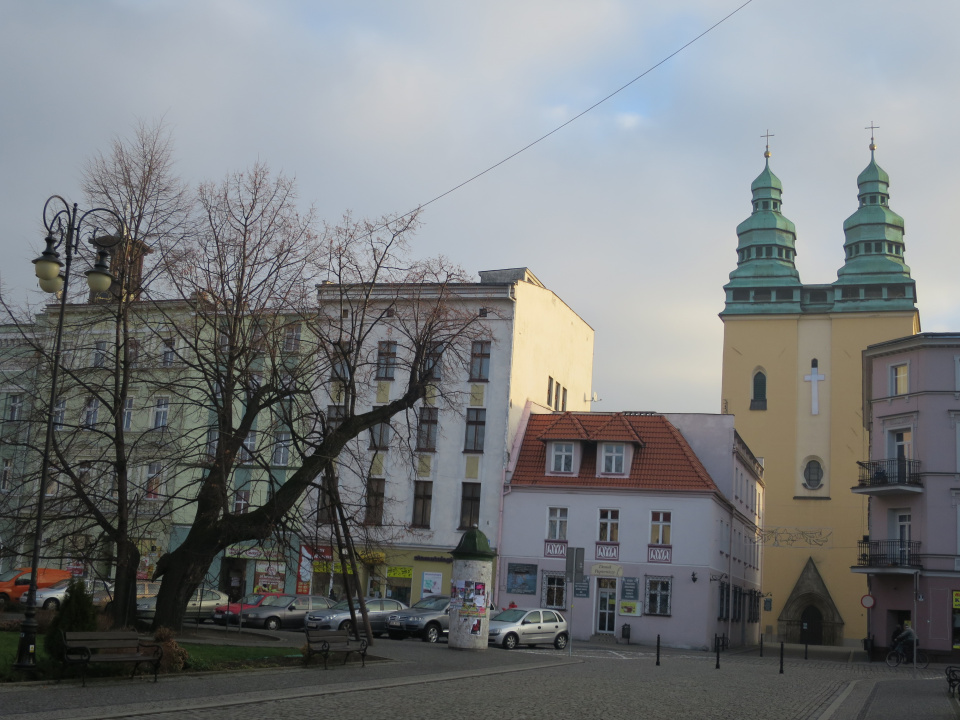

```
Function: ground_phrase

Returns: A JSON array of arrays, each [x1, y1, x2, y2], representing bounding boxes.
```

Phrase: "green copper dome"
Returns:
[[451, 528, 496, 560], [751, 158, 783, 193]]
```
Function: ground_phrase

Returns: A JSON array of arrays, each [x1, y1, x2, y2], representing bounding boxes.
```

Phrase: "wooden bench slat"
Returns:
[[61, 631, 163, 687]]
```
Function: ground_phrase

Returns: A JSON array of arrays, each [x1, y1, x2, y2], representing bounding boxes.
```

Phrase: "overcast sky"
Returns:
[[2, 1, 958, 413]]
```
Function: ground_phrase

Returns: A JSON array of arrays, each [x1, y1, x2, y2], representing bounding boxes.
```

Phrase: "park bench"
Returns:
[[304, 628, 367, 670], [945, 666, 960, 697], [61, 631, 162, 686]]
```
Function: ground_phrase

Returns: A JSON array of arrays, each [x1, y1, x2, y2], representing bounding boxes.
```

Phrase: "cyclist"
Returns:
[[893, 625, 918, 660]]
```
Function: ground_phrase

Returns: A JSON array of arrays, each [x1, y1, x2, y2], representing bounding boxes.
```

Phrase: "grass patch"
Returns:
[[178, 643, 302, 672]]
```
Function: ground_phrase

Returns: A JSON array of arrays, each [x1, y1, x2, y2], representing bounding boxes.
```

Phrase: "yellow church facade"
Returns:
[[720, 140, 919, 646]]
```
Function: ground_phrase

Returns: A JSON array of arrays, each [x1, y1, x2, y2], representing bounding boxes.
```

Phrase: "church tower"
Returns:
[[719, 134, 920, 646]]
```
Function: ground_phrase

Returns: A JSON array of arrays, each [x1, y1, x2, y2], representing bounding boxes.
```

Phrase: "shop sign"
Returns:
[[953, 591, 960, 609], [619, 601, 640, 616], [387, 566, 413, 579], [590, 562, 623, 577], [647, 545, 672, 564], [299, 545, 333, 585], [620, 577, 640, 601], [573, 580, 590, 598], [422, 571, 443, 595], [254, 560, 285, 594], [595, 542, 619, 561], [226, 546, 284, 561], [67, 560, 85, 577], [544, 540, 567, 558], [311, 560, 354, 575]]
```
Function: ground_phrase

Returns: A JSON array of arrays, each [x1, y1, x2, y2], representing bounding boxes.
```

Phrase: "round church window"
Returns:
[[804, 460, 823, 489]]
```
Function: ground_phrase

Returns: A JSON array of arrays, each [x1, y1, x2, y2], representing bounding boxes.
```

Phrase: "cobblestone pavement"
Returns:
[[2, 641, 956, 720]]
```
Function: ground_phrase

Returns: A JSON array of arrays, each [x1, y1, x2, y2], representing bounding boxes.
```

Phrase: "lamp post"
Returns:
[[14, 196, 121, 670]]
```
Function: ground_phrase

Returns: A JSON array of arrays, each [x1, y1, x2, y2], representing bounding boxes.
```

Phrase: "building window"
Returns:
[[561, 387, 567, 411], [376, 341, 398, 380], [650, 511, 672, 545], [1, 459, 13, 493], [718, 581, 730, 620], [469, 341, 491, 381], [542, 572, 566, 610], [233, 489, 250, 514], [331, 343, 350, 381], [83, 398, 100, 429], [368, 410, 391, 449], [161, 338, 176, 367], [599, 509, 619, 542], [317, 474, 338, 524], [327, 404, 345, 431], [552, 443, 573, 473], [412, 480, 432, 528], [416, 407, 438, 451], [602, 444, 625, 474], [750, 371, 767, 410], [423, 343, 442, 381], [273, 432, 290, 465], [547, 507, 568, 541], [152, 397, 169, 429], [53, 398, 65, 431], [283, 323, 302, 353], [122, 398, 134, 431], [891, 364, 908, 395], [92, 341, 107, 368], [459, 482, 481, 529], [365, 477, 385, 526], [6, 394, 23, 422], [240, 431, 257, 464], [645, 576, 671, 616], [547, 377, 554, 407], [803, 460, 823, 489], [464, 408, 486, 452], [206, 427, 219, 460], [146, 463, 163, 499]]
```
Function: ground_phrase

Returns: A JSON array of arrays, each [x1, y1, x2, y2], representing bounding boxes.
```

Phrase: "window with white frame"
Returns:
[[273, 432, 290, 465], [206, 427, 219, 460], [92, 341, 107, 368], [233, 489, 250, 514], [891, 363, 908, 395], [283, 323, 302, 353], [7, 394, 23, 422], [161, 337, 176, 367], [240, 431, 257, 464], [599, 509, 619, 542], [152, 397, 169, 429], [645, 576, 671, 616], [123, 398, 134, 431], [83, 397, 99, 429], [376, 341, 397, 380], [542, 572, 566, 610], [602, 444, 625, 474], [146, 463, 163, 499], [547, 507, 567, 541], [53, 398, 65, 431], [0, 459, 13, 493], [552, 442, 573, 473], [650, 511, 671, 545]]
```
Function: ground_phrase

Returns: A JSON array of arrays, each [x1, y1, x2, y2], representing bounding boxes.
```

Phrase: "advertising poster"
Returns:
[[450, 579, 487, 616], [254, 561, 285, 593], [506, 563, 538, 595], [422, 571, 444, 596]]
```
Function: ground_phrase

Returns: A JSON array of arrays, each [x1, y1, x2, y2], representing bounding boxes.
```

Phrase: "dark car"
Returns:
[[305, 597, 408, 635], [386, 595, 451, 642], [240, 594, 334, 630]]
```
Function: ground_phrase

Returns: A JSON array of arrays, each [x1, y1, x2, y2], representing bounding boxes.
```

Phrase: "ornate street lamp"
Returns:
[[14, 196, 123, 670]]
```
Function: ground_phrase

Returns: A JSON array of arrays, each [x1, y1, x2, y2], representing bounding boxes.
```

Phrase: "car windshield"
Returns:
[[238, 594, 264, 605], [331, 598, 367, 611], [492, 609, 527, 623], [259, 594, 295, 607], [47, 579, 72, 590], [412, 596, 449, 610], [0, 569, 23, 582]]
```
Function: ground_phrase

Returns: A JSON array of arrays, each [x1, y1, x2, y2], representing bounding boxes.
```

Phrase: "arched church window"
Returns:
[[803, 460, 823, 489], [750, 372, 767, 411]]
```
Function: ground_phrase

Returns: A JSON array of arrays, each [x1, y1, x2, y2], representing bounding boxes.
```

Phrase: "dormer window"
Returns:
[[602, 444, 625, 474], [552, 442, 573, 473]]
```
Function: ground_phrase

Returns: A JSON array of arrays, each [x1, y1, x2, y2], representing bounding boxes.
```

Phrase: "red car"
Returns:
[[212, 592, 284, 625]]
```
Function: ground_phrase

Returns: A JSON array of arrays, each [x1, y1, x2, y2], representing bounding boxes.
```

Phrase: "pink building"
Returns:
[[855, 333, 960, 656]]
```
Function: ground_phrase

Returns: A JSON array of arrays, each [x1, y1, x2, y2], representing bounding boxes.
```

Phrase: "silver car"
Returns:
[[20, 578, 114, 611], [240, 594, 333, 630], [136, 587, 229, 625], [305, 597, 408, 635], [488, 608, 569, 650], [387, 595, 450, 643]]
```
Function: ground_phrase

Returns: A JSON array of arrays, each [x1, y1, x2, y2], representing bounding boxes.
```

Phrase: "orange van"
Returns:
[[0, 567, 73, 611]]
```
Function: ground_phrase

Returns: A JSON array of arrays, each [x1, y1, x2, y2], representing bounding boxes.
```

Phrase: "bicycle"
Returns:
[[885, 646, 930, 668]]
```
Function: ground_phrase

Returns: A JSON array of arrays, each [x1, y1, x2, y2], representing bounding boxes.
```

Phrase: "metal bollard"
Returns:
[[804, 640, 808, 660], [779, 641, 784, 674], [621, 623, 631, 645], [716, 639, 720, 669], [760, 634, 764, 657], [656, 634, 661, 666]]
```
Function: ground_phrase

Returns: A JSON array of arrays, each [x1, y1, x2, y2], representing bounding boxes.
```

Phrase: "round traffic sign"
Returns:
[[861, 594, 875, 609]]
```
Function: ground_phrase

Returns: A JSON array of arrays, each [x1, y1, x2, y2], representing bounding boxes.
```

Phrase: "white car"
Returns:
[[488, 608, 569, 650]]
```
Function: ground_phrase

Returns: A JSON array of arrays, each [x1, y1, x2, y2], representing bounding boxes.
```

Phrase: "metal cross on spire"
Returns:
[[761, 129, 774, 158], [866, 121, 879, 152]]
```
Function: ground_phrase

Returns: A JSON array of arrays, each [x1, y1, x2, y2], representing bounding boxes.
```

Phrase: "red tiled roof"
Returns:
[[513, 412, 719, 492]]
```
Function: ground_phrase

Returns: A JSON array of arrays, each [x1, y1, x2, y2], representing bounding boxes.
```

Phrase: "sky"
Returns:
[[2, 0, 959, 414]]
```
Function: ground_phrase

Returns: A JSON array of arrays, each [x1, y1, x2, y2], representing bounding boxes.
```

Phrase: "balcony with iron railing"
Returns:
[[852, 458, 922, 495], [853, 539, 922, 574]]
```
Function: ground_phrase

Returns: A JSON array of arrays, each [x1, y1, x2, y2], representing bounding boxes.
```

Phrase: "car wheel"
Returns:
[[265, 617, 281, 631], [42, 598, 60, 611], [554, 633, 568, 650], [339, 620, 353, 633], [502, 633, 519, 650], [0, 595, 8, 612], [423, 624, 441, 643], [388, 631, 405, 640]]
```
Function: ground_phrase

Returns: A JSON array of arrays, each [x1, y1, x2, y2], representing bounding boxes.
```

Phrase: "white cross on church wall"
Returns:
[[803, 360, 825, 415]]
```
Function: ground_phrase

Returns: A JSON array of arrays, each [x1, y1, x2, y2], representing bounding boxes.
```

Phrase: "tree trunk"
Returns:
[[150, 542, 220, 631], [110, 539, 141, 629]]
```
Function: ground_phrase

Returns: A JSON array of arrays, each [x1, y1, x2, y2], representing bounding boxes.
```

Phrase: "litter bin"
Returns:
[[621, 623, 631, 643]]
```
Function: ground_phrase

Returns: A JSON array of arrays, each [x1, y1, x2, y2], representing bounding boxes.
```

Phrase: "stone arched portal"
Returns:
[[777, 558, 844, 645]]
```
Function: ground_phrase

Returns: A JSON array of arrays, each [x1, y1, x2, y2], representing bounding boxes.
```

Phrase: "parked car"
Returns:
[[488, 608, 568, 650], [240, 594, 334, 630], [102, 580, 161, 613], [136, 587, 229, 625], [387, 595, 451, 642], [0, 567, 72, 612], [305, 597, 408, 635], [20, 578, 113, 611], [212, 592, 285, 625]]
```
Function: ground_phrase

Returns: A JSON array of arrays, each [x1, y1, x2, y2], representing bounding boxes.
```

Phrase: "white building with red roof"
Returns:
[[498, 407, 763, 649]]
